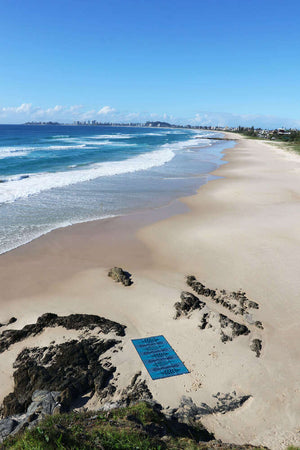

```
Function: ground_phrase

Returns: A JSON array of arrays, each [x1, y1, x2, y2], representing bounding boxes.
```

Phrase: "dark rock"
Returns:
[[250, 339, 262, 357], [108, 267, 133, 286], [254, 321, 264, 329], [120, 372, 153, 406], [172, 396, 214, 422], [248, 301, 259, 309], [8, 317, 17, 325], [186, 275, 205, 295], [0, 313, 126, 354], [219, 314, 250, 341], [212, 392, 251, 414], [220, 332, 231, 343], [26, 391, 61, 417], [2, 337, 119, 416], [199, 313, 210, 330], [172, 393, 251, 424], [0, 418, 19, 441], [174, 291, 205, 319], [185, 275, 260, 318]]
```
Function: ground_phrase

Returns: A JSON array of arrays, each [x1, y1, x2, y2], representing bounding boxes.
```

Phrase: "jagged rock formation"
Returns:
[[0, 313, 127, 418], [0, 313, 126, 354], [178, 276, 264, 353], [2, 337, 119, 416], [0, 390, 62, 441], [211, 392, 251, 414], [174, 291, 206, 319], [250, 339, 262, 357], [175, 294, 251, 344], [174, 282, 263, 356], [108, 267, 133, 286], [169, 392, 251, 423], [186, 275, 260, 320], [120, 372, 153, 406], [219, 314, 250, 343]]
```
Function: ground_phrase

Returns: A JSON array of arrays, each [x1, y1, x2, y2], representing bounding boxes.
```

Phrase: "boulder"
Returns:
[[108, 267, 133, 286], [174, 291, 205, 319], [0, 418, 19, 442]]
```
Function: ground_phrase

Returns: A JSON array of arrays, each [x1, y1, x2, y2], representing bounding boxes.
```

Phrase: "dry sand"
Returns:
[[1, 133, 300, 448]]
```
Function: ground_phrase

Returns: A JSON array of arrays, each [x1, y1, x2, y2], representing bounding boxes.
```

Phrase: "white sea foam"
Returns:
[[0, 136, 208, 204], [0, 147, 173, 204], [56, 137, 137, 147], [0, 144, 87, 159], [88, 134, 133, 139], [0, 149, 29, 159]]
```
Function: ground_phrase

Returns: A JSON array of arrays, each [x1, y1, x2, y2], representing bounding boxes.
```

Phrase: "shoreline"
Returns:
[[0, 135, 231, 303], [0, 128, 228, 256], [1, 133, 300, 448]]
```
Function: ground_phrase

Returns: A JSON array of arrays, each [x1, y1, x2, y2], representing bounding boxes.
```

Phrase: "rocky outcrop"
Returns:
[[219, 314, 250, 343], [0, 313, 126, 354], [0, 390, 62, 442], [250, 339, 262, 357], [120, 372, 153, 406], [186, 275, 260, 317], [0, 317, 17, 328], [211, 392, 251, 414], [174, 292, 251, 344], [180, 276, 264, 353], [1, 399, 267, 449], [169, 392, 251, 423], [174, 291, 206, 319], [2, 337, 119, 417], [108, 267, 133, 286], [0, 418, 19, 442]]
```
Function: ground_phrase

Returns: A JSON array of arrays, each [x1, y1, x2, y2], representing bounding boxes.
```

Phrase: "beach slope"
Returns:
[[1, 134, 300, 449]]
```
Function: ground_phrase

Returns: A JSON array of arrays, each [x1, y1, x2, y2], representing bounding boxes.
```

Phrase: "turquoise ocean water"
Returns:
[[0, 125, 234, 254]]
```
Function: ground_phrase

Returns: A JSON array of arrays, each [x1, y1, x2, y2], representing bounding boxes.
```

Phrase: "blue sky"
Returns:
[[0, 0, 300, 127]]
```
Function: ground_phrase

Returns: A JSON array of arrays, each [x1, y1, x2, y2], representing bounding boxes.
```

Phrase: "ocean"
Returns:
[[0, 125, 234, 254]]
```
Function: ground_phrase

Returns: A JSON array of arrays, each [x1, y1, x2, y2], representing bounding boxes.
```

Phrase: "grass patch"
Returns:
[[1, 402, 213, 450]]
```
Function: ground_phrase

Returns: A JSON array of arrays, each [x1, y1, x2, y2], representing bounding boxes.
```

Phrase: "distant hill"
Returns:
[[24, 121, 61, 125], [145, 121, 173, 128]]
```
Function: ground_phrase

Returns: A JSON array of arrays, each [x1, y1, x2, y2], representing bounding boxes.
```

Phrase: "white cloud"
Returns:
[[97, 106, 115, 115], [0, 102, 299, 129], [190, 111, 300, 129], [69, 105, 83, 113], [2, 103, 33, 114]]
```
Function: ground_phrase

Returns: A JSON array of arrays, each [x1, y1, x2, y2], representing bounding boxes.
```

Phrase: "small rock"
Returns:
[[174, 292, 205, 319], [250, 339, 262, 357], [8, 317, 17, 325], [254, 321, 264, 329], [108, 267, 133, 286]]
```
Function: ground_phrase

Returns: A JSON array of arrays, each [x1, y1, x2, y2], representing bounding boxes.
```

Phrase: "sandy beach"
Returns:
[[1, 133, 300, 449]]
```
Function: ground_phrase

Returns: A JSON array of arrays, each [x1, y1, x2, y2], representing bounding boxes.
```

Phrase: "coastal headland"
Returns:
[[1, 133, 300, 448]]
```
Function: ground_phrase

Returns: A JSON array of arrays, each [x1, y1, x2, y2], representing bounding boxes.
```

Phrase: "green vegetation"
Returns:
[[1, 401, 293, 449], [237, 127, 300, 154], [237, 126, 259, 138], [1, 402, 213, 450]]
